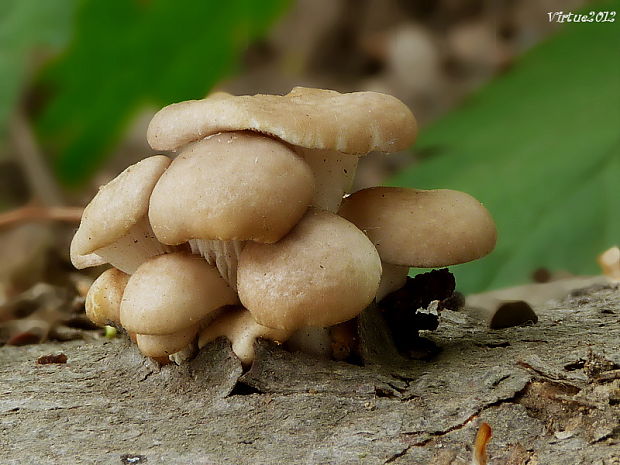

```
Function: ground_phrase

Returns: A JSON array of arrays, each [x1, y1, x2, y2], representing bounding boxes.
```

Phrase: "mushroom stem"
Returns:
[[285, 327, 333, 358], [136, 324, 198, 358], [376, 262, 409, 302], [198, 307, 291, 367], [295, 147, 359, 212], [188, 239, 245, 290], [95, 217, 175, 274]]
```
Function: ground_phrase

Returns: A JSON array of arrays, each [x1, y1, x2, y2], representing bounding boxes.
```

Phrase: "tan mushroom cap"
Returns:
[[85, 268, 130, 326], [120, 252, 238, 334], [237, 209, 382, 330], [598, 246, 620, 282], [147, 87, 417, 154], [338, 187, 497, 267], [198, 306, 292, 366], [149, 131, 314, 245], [70, 155, 171, 269]]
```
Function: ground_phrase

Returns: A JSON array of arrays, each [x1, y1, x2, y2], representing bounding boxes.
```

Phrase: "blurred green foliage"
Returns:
[[0, 0, 76, 137], [391, 0, 620, 294], [3, 0, 618, 294], [30, 0, 289, 186]]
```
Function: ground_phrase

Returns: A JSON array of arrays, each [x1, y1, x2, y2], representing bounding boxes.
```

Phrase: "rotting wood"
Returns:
[[0, 284, 618, 465]]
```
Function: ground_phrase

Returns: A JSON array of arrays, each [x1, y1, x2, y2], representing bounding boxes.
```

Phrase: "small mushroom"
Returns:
[[237, 209, 382, 330], [598, 246, 620, 282], [148, 132, 314, 288], [71, 156, 173, 274], [198, 306, 292, 366], [85, 268, 130, 326], [120, 252, 238, 335], [147, 87, 417, 212], [339, 187, 497, 300]]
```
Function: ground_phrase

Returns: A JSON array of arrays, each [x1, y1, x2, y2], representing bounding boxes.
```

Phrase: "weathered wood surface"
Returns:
[[1, 284, 619, 465]]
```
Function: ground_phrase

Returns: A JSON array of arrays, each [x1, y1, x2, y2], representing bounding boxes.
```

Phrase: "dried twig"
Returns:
[[0, 204, 83, 229], [9, 107, 64, 206]]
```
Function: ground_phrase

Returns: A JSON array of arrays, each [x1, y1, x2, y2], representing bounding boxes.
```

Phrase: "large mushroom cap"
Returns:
[[147, 87, 417, 154], [70, 155, 171, 269], [148, 131, 314, 245], [339, 187, 497, 267], [237, 209, 382, 330], [120, 252, 237, 335]]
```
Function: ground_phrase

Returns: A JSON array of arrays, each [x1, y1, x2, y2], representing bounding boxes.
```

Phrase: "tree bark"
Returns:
[[1, 284, 618, 465]]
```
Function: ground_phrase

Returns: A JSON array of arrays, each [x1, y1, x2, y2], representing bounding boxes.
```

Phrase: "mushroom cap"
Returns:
[[237, 209, 382, 330], [198, 306, 291, 366], [148, 131, 315, 245], [147, 87, 417, 155], [71, 156, 171, 268], [120, 252, 238, 334], [338, 187, 497, 267], [135, 324, 198, 358], [85, 268, 130, 326]]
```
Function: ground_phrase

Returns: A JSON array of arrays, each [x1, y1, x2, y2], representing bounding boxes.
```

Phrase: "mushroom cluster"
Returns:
[[72, 87, 496, 365]]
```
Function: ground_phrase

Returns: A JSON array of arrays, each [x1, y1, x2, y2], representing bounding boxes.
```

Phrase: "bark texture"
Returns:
[[1, 284, 619, 465]]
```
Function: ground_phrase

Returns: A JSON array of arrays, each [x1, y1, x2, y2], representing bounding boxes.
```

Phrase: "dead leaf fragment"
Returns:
[[36, 353, 68, 364]]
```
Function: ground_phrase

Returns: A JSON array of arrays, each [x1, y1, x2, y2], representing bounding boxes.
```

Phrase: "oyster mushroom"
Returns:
[[339, 187, 497, 300], [148, 132, 314, 288], [69, 86, 496, 369], [70, 156, 173, 274], [598, 246, 620, 282], [237, 209, 382, 331], [120, 252, 238, 339], [147, 87, 417, 212], [84, 268, 129, 327]]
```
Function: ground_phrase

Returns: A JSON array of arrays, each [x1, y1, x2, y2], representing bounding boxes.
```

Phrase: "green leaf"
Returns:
[[0, 0, 75, 138], [390, 0, 620, 294], [35, 0, 290, 186]]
